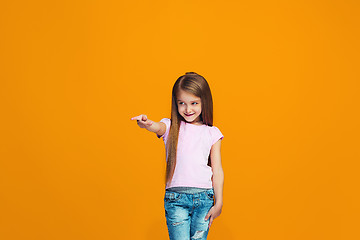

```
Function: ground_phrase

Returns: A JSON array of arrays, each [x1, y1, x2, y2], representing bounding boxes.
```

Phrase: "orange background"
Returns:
[[1, 1, 359, 239]]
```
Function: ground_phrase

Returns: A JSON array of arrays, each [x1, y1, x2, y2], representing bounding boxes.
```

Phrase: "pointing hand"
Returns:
[[131, 114, 154, 129]]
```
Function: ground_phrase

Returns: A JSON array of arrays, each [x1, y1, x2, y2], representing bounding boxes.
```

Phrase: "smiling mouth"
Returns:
[[185, 113, 194, 116]]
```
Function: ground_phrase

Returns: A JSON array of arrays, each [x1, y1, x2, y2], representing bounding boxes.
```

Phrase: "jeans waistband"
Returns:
[[166, 187, 213, 194]]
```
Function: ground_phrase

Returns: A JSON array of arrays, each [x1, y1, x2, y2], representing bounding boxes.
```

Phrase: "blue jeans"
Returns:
[[164, 188, 215, 240]]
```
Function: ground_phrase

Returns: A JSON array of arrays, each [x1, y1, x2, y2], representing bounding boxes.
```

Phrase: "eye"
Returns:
[[192, 102, 198, 105]]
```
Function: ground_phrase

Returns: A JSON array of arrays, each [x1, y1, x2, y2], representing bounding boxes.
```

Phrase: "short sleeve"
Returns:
[[157, 118, 171, 140], [210, 126, 224, 146]]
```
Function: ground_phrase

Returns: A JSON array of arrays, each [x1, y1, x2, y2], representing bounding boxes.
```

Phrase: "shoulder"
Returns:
[[207, 125, 223, 134], [207, 124, 224, 145]]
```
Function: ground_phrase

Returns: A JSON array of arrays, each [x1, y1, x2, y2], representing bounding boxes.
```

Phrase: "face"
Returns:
[[176, 89, 202, 124]]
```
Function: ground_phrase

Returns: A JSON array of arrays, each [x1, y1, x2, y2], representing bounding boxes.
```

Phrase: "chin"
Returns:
[[182, 116, 192, 121]]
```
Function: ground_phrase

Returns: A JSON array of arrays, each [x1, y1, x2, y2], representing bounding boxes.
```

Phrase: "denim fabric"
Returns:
[[166, 187, 212, 194], [164, 188, 215, 240]]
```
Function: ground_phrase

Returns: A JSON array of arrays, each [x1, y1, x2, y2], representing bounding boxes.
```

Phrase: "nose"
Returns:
[[186, 106, 193, 113]]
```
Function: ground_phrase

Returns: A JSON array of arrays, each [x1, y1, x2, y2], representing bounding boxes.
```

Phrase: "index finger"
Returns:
[[131, 115, 141, 121]]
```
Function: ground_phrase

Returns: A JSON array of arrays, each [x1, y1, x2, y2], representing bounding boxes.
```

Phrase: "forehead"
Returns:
[[176, 89, 201, 101]]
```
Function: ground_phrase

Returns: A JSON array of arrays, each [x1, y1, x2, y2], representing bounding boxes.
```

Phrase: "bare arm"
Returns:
[[130, 114, 166, 137], [211, 139, 224, 207], [205, 139, 224, 228]]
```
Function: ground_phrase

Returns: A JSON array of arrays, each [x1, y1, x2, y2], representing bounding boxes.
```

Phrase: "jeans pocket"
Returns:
[[205, 189, 214, 201], [164, 191, 182, 202]]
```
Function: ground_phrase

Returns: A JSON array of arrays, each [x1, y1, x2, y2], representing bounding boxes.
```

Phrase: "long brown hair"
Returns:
[[165, 72, 214, 185]]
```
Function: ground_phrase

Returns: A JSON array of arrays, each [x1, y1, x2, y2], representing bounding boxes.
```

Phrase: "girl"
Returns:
[[131, 72, 224, 240]]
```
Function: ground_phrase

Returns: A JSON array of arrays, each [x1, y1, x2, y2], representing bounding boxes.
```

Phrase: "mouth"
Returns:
[[184, 113, 194, 117]]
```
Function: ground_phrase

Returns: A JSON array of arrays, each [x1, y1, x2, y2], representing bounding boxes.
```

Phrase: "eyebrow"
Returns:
[[177, 99, 200, 102]]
